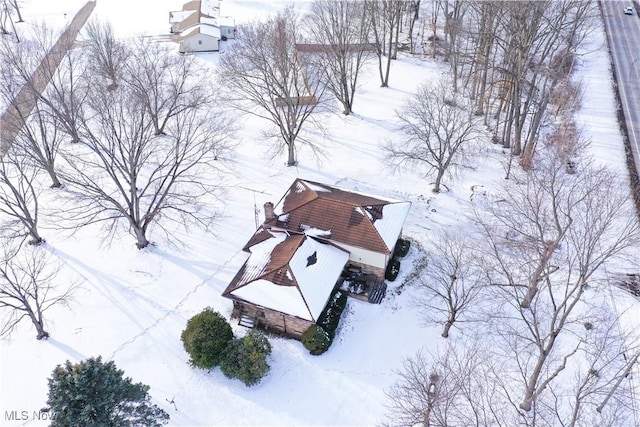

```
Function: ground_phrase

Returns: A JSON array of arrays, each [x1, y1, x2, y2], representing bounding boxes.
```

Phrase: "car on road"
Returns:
[[625, 6, 635, 15]]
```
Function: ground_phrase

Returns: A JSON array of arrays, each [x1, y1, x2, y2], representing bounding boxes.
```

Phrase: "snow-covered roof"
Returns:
[[170, 10, 196, 24], [224, 231, 349, 321], [178, 24, 221, 40], [198, 24, 221, 38], [218, 16, 235, 27], [172, 0, 234, 35], [288, 236, 347, 319], [200, 16, 218, 26], [268, 179, 411, 254], [231, 279, 312, 320], [374, 202, 412, 251], [200, 0, 220, 18]]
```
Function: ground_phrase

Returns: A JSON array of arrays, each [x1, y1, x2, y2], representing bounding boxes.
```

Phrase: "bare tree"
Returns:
[[385, 349, 447, 427], [385, 341, 504, 427], [365, 0, 405, 87], [558, 313, 639, 426], [0, 23, 57, 108], [58, 71, 232, 249], [13, 101, 65, 188], [7, 0, 22, 22], [218, 6, 326, 166], [0, 27, 69, 185], [387, 311, 639, 426], [122, 38, 212, 136], [83, 20, 126, 89], [452, 0, 595, 166], [0, 149, 44, 245], [0, 241, 73, 340], [305, 0, 372, 115], [416, 229, 484, 338], [0, 23, 88, 147], [0, 0, 18, 37], [474, 152, 640, 414], [39, 48, 89, 145], [385, 80, 481, 193]]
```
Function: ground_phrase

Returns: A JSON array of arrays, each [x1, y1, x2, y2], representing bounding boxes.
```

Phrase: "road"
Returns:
[[0, 1, 96, 159], [602, 1, 640, 179]]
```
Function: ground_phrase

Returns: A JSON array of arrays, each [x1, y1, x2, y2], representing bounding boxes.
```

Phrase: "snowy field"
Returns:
[[1, 1, 639, 426]]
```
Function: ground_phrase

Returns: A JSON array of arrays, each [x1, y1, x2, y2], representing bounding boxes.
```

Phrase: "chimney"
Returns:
[[264, 202, 276, 222]]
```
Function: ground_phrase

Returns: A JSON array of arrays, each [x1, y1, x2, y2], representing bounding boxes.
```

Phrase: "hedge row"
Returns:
[[302, 290, 348, 355]]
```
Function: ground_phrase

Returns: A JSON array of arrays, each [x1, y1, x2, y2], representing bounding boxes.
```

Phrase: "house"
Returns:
[[175, 24, 221, 53], [222, 231, 350, 338], [221, 179, 411, 339], [262, 179, 412, 278], [169, 0, 236, 53]]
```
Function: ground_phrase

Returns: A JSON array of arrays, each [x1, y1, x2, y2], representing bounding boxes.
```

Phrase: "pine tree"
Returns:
[[46, 356, 169, 427]]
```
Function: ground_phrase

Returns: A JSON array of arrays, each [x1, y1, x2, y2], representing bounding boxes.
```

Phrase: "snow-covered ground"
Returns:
[[1, 1, 639, 426]]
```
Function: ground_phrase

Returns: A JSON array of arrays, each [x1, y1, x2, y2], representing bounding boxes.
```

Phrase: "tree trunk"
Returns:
[[28, 231, 44, 246], [286, 141, 296, 166], [520, 241, 559, 308], [26, 305, 49, 339], [520, 285, 538, 309], [12, 1, 23, 23], [134, 226, 150, 249], [35, 324, 49, 340], [441, 320, 452, 338], [341, 74, 351, 115], [46, 166, 62, 188], [433, 169, 444, 193]]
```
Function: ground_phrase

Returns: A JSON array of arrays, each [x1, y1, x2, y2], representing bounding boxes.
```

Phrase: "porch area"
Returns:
[[337, 265, 387, 304]]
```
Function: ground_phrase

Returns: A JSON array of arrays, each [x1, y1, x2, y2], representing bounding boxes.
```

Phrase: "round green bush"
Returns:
[[181, 308, 233, 369], [301, 324, 330, 355], [220, 330, 272, 386]]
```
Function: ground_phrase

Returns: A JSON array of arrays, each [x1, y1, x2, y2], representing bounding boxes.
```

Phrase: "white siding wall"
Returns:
[[180, 35, 219, 52], [220, 25, 236, 39], [330, 242, 387, 270]]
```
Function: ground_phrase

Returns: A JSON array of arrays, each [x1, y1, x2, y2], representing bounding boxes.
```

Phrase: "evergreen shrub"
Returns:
[[385, 259, 401, 281], [181, 307, 233, 369], [394, 238, 411, 258], [318, 290, 348, 341], [220, 330, 272, 386], [301, 324, 331, 355]]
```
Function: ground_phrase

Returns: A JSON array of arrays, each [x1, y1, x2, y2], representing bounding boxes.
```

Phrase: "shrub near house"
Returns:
[[220, 330, 272, 386], [222, 179, 411, 339], [181, 308, 233, 369], [302, 290, 348, 355], [181, 308, 272, 386]]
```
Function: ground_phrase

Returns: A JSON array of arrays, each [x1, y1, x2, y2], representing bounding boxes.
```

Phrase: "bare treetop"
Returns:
[[218, 5, 327, 166]]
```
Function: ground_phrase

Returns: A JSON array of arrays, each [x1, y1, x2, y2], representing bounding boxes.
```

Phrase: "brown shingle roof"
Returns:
[[267, 179, 406, 254], [242, 228, 273, 252], [222, 231, 350, 321], [223, 232, 303, 296]]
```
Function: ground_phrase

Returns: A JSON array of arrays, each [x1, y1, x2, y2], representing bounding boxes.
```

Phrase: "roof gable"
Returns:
[[177, 24, 221, 41], [222, 232, 349, 321], [269, 179, 411, 253]]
